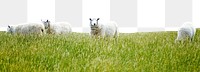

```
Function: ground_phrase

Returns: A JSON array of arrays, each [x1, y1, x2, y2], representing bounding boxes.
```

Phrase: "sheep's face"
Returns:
[[41, 20, 50, 29], [7, 25, 14, 34], [90, 18, 100, 30]]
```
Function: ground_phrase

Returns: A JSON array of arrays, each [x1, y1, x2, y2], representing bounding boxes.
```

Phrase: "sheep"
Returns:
[[175, 22, 196, 42], [89, 18, 119, 38], [41, 20, 72, 35], [7, 23, 45, 35]]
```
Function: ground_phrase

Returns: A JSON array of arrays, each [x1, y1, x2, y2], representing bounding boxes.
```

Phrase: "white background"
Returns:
[[0, 0, 200, 33], [27, 0, 55, 23]]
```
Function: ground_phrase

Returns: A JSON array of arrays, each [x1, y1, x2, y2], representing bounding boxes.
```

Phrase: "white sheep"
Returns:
[[7, 23, 45, 35], [175, 22, 196, 42], [89, 18, 119, 38], [41, 20, 72, 35]]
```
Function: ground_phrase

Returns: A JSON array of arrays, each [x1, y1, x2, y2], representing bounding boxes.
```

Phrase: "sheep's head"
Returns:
[[7, 25, 14, 34], [41, 20, 50, 29], [89, 18, 100, 30]]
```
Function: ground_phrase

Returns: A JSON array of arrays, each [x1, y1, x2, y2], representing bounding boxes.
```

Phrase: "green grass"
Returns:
[[0, 30, 200, 72]]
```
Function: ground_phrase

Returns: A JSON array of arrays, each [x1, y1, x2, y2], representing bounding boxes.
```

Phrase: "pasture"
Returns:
[[0, 30, 200, 71]]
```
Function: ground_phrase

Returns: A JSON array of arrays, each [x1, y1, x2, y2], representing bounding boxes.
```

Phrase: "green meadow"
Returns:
[[0, 30, 200, 72]]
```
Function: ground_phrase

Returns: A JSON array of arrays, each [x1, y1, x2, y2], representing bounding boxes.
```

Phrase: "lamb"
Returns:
[[89, 18, 119, 38], [7, 23, 45, 35], [175, 22, 196, 42], [41, 20, 72, 35]]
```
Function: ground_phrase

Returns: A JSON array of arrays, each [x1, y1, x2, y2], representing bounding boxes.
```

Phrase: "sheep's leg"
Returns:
[[101, 29, 106, 38], [189, 33, 194, 42], [114, 29, 119, 38], [101, 33, 105, 39], [190, 37, 193, 42]]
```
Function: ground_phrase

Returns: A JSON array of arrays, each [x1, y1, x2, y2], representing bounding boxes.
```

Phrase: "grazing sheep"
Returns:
[[41, 20, 72, 35], [7, 23, 45, 35], [89, 18, 119, 38], [175, 22, 196, 42]]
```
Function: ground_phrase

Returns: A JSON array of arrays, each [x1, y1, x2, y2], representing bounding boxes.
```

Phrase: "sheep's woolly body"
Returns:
[[47, 22, 72, 34], [7, 23, 45, 35], [90, 21, 119, 37], [176, 22, 196, 41]]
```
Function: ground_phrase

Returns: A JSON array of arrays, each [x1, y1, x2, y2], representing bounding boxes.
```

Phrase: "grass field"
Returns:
[[0, 30, 200, 72]]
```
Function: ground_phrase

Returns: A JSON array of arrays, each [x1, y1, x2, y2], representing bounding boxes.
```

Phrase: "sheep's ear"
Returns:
[[97, 18, 100, 21], [8, 25, 11, 28], [46, 20, 49, 22], [89, 18, 92, 21]]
